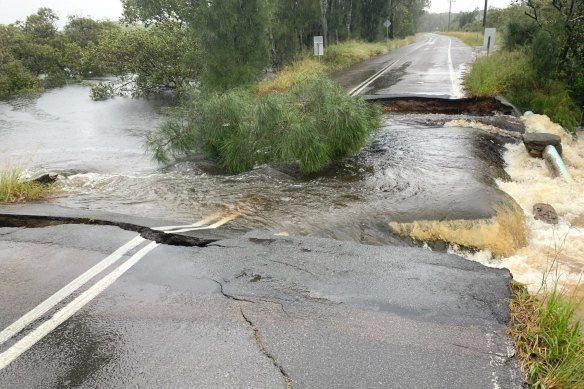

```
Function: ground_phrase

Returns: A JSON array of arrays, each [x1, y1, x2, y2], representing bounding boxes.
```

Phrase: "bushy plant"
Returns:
[[503, 18, 538, 50], [147, 73, 381, 174]]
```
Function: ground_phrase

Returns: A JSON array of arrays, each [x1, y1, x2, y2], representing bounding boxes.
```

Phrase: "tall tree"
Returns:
[[197, 0, 273, 90]]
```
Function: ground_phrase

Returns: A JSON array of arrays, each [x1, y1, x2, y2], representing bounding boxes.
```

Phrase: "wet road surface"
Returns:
[[0, 222, 521, 388], [333, 33, 474, 98]]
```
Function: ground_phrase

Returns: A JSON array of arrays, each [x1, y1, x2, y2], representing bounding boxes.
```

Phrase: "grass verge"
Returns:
[[258, 37, 417, 94], [0, 167, 55, 203], [464, 50, 581, 133], [440, 31, 485, 47], [509, 281, 584, 388]]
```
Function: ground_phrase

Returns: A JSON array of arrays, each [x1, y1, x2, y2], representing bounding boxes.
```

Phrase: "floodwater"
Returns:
[[1, 85, 583, 301], [1, 84, 510, 243]]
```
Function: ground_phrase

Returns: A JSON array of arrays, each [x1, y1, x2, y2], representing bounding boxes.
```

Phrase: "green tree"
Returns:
[[93, 22, 200, 97], [197, 0, 273, 90]]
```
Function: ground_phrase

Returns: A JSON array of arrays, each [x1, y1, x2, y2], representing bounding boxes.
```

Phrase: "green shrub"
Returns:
[[147, 73, 381, 173], [503, 19, 538, 50]]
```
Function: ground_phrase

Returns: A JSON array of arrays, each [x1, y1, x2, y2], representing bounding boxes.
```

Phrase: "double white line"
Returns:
[[0, 211, 238, 370], [348, 58, 403, 97]]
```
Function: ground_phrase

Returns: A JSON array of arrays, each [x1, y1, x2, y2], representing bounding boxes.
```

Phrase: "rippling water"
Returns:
[[1, 84, 512, 244]]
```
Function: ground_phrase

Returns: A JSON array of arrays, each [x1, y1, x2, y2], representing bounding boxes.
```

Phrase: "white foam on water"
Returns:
[[457, 114, 584, 295]]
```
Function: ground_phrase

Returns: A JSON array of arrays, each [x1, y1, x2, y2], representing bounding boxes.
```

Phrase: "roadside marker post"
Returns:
[[314, 36, 324, 63]]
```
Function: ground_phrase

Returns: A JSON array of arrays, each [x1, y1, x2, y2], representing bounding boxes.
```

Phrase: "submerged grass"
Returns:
[[510, 281, 584, 388], [0, 167, 55, 203]]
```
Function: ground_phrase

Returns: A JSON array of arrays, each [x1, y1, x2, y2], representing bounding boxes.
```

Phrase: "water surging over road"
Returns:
[[1, 85, 511, 245]]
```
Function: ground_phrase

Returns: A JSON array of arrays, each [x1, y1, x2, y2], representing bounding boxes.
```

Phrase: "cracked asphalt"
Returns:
[[0, 220, 522, 388]]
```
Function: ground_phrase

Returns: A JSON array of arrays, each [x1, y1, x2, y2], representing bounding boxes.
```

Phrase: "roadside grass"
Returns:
[[464, 50, 581, 133], [0, 166, 55, 203], [323, 37, 416, 70], [509, 281, 584, 388], [440, 31, 484, 47], [258, 36, 417, 95]]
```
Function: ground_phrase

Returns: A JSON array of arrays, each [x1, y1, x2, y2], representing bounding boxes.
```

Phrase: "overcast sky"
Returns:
[[0, 0, 514, 27]]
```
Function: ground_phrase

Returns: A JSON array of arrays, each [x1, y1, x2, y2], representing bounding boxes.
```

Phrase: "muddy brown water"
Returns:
[[0, 84, 515, 245]]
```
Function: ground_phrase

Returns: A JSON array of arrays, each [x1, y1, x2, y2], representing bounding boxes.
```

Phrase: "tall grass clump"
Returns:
[[323, 40, 388, 69], [464, 50, 581, 133], [147, 72, 381, 174], [0, 167, 54, 203], [510, 282, 584, 388], [463, 51, 531, 96]]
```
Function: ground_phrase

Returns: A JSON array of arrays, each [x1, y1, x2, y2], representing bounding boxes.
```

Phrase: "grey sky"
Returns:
[[0, 0, 123, 26], [428, 0, 514, 13], [0, 0, 514, 27]]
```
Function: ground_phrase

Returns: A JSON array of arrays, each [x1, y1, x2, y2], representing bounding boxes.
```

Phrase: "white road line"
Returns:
[[349, 59, 400, 97], [0, 235, 145, 346], [152, 211, 226, 232], [168, 213, 240, 234], [0, 241, 159, 371], [447, 39, 461, 97]]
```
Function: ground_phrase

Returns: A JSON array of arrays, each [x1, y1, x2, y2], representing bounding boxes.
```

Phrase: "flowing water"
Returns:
[[1, 84, 583, 304]]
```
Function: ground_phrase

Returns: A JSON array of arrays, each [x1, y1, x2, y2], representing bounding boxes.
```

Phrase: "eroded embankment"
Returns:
[[366, 96, 519, 116], [390, 111, 584, 306]]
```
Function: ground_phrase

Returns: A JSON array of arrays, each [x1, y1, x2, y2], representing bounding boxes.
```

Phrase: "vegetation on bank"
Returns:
[[509, 282, 584, 388], [462, 1, 584, 133], [0, 167, 55, 203], [439, 31, 484, 47], [147, 72, 381, 174], [1, 1, 430, 99]]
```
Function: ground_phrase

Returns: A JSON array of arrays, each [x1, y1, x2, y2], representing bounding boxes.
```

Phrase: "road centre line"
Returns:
[[0, 235, 146, 346], [348, 59, 401, 97], [447, 39, 461, 97], [0, 241, 159, 371], [0, 210, 239, 355]]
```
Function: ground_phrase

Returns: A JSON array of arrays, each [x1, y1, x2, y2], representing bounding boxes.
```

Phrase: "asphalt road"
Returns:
[[0, 219, 521, 388], [332, 33, 475, 99], [0, 35, 524, 388]]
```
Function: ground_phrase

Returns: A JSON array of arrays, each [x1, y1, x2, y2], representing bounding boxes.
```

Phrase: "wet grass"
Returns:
[[509, 281, 584, 388], [0, 167, 55, 203], [257, 37, 417, 94], [440, 31, 484, 47], [323, 37, 416, 70], [464, 50, 581, 133]]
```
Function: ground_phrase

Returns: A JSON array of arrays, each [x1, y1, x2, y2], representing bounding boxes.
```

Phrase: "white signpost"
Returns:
[[483, 28, 496, 54], [314, 36, 324, 58], [384, 19, 391, 41]]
